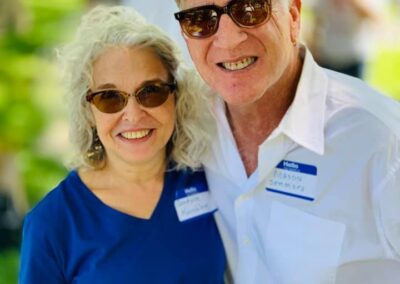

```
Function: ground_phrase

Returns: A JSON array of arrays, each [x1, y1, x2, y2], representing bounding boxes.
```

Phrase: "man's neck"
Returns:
[[227, 52, 303, 176]]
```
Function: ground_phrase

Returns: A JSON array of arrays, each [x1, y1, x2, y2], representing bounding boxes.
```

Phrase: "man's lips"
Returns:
[[217, 56, 257, 71]]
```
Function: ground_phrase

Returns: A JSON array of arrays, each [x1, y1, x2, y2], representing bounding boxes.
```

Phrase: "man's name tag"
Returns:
[[266, 160, 318, 201], [174, 186, 217, 222]]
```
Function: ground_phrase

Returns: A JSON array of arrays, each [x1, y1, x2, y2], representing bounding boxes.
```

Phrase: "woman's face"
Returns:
[[89, 46, 175, 169]]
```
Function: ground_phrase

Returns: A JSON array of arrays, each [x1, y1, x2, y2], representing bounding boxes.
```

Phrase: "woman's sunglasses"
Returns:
[[86, 82, 176, 113], [174, 0, 272, 39]]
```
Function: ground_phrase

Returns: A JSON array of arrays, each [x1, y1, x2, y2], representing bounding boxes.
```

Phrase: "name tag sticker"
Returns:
[[266, 160, 318, 201], [174, 186, 217, 222]]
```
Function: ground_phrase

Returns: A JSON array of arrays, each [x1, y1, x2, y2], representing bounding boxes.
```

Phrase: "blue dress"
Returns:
[[20, 168, 226, 283]]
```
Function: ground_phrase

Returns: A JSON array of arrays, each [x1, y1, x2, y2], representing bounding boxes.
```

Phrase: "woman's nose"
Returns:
[[121, 97, 146, 122]]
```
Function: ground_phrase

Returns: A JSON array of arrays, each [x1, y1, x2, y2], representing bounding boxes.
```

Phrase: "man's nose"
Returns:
[[212, 14, 247, 49]]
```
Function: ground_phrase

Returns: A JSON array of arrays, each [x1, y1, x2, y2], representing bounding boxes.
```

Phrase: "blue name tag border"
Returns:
[[266, 187, 315, 202], [276, 160, 317, 176], [175, 183, 208, 199]]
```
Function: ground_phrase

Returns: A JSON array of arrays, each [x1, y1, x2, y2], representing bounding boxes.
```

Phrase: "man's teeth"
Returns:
[[222, 57, 255, 71], [121, 130, 150, 139]]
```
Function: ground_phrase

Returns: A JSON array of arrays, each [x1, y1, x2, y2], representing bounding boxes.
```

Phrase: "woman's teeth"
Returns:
[[121, 130, 150, 139]]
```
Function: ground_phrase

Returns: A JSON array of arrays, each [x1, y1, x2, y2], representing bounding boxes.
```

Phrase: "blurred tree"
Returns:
[[88, 0, 120, 4], [0, 0, 85, 282], [0, 0, 87, 205]]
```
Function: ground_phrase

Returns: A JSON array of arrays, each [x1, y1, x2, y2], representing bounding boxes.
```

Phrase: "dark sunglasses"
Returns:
[[174, 0, 272, 39], [86, 81, 176, 113]]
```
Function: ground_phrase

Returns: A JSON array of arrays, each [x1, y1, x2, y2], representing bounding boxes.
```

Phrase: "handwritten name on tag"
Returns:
[[266, 160, 318, 201], [175, 186, 217, 222]]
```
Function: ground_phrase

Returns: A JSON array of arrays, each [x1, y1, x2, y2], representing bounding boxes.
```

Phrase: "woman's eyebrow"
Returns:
[[95, 83, 117, 90]]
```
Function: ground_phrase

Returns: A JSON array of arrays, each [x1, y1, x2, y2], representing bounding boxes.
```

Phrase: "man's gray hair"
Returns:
[[174, 0, 291, 9], [59, 5, 212, 170]]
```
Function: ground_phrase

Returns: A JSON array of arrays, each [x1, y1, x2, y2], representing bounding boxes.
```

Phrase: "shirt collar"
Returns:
[[274, 46, 328, 155], [205, 46, 328, 176]]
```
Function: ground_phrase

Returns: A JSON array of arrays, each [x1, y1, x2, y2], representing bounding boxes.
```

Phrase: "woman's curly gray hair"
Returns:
[[59, 5, 212, 170]]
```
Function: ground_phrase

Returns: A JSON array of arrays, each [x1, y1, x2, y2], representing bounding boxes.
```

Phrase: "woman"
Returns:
[[19, 6, 225, 283]]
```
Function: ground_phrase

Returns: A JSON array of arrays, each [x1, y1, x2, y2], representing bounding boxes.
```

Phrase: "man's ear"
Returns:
[[289, 0, 302, 45]]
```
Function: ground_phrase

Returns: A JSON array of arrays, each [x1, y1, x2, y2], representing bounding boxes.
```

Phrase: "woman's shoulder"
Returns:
[[24, 171, 82, 228]]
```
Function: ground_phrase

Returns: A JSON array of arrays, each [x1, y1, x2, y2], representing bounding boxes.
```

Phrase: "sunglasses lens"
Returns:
[[231, 0, 270, 26], [92, 90, 127, 113], [176, 0, 270, 38], [136, 84, 172, 108], [179, 8, 219, 38]]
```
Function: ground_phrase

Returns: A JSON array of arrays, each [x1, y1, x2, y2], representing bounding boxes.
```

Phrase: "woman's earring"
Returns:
[[87, 128, 104, 163]]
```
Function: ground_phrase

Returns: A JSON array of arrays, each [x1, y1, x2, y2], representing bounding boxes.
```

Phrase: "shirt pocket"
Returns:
[[336, 259, 400, 284], [260, 201, 346, 284]]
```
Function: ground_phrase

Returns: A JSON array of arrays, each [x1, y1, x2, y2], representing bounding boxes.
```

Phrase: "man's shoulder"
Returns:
[[324, 70, 400, 138]]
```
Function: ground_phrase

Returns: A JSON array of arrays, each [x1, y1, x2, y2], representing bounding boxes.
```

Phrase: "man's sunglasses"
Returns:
[[86, 82, 177, 113], [174, 0, 272, 39]]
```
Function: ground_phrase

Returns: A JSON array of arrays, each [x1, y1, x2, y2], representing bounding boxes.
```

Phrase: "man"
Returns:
[[173, 0, 400, 283]]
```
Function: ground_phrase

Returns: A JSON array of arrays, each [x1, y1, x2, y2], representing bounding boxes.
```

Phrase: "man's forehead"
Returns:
[[180, 0, 280, 7], [180, 0, 229, 9]]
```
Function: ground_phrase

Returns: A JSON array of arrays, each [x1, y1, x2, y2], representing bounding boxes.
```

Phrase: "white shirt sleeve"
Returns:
[[376, 137, 400, 259]]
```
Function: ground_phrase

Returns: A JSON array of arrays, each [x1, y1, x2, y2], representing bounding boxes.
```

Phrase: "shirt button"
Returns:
[[235, 195, 247, 206], [242, 236, 251, 245]]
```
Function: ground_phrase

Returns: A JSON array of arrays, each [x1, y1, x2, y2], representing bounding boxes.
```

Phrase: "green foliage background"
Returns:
[[0, 0, 85, 200], [0, 1, 399, 284], [0, 0, 85, 282]]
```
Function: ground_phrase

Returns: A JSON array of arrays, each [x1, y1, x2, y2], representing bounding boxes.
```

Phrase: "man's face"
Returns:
[[179, 0, 301, 107]]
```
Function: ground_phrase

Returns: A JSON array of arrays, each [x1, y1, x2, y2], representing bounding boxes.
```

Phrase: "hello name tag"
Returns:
[[266, 160, 318, 201], [174, 185, 217, 222]]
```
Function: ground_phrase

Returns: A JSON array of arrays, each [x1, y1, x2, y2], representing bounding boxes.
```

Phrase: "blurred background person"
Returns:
[[0, 0, 29, 254], [305, 0, 387, 79], [0, 154, 28, 251]]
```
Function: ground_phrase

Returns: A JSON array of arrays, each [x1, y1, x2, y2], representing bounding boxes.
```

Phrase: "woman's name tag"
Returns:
[[174, 186, 217, 222]]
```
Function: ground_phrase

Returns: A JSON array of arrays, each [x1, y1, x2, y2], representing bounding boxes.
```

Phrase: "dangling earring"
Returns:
[[87, 128, 105, 163]]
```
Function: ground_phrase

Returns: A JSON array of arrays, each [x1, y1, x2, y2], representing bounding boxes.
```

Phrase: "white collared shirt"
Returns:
[[203, 47, 400, 284]]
